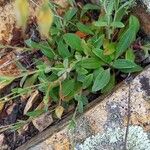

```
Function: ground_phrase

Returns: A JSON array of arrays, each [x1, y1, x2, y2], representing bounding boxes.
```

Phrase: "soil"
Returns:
[[0, 1, 149, 150]]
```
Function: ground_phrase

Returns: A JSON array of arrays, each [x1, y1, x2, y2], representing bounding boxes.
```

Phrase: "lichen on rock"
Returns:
[[76, 126, 150, 150]]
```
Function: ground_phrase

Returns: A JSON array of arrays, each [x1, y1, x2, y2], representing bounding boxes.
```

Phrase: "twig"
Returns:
[[124, 74, 133, 150]]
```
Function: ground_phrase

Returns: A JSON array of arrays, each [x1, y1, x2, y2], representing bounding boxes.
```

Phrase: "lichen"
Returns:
[[75, 126, 150, 150], [142, 0, 150, 12]]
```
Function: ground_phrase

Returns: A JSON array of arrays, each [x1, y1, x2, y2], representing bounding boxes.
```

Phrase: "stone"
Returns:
[[32, 112, 53, 132]]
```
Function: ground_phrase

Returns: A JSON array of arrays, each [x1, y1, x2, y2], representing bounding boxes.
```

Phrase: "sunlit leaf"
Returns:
[[113, 59, 138, 69], [63, 33, 82, 52], [55, 106, 64, 119], [37, 0, 53, 37], [80, 58, 104, 69], [82, 74, 93, 89], [115, 16, 139, 58], [15, 0, 29, 28]]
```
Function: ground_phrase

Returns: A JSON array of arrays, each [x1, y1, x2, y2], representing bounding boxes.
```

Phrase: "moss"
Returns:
[[75, 126, 150, 150]]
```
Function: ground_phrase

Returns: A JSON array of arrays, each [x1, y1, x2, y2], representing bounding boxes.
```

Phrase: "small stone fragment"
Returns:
[[32, 112, 53, 132]]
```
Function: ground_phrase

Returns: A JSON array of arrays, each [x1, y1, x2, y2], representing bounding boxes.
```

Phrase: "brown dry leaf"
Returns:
[[75, 31, 87, 39], [0, 101, 4, 113], [6, 103, 17, 115], [0, 53, 20, 77], [37, 0, 53, 38], [55, 106, 64, 119], [32, 112, 53, 132], [23, 90, 39, 115], [53, 0, 69, 8]]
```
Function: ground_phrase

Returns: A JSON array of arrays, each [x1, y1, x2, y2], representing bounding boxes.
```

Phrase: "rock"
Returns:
[[132, 4, 150, 36], [142, 0, 150, 12], [32, 112, 53, 132]]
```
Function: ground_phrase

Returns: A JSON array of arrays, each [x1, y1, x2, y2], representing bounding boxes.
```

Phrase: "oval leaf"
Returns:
[[113, 59, 138, 69], [80, 58, 103, 69], [92, 68, 111, 92], [83, 74, 93, 89], [63, 33, 82, 52], [115, 16, 139, 58], [55, 106, 64, 119], [77, 22, 94, 35]]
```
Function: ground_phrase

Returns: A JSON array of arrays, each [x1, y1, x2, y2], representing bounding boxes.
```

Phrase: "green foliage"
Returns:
[[0, 0, 144, 131]]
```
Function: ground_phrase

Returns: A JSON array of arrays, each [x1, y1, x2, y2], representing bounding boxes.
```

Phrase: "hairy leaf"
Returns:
[[92, 68, 110, 92]]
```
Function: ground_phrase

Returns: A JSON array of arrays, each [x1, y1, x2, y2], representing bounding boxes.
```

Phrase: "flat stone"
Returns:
[[32, 112, 53, 132], [18, 66, 150, 150]]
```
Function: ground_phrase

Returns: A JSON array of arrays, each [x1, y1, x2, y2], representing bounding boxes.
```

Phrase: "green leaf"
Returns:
[[88, 34, 105, 48], [93, 67, 104, 79], [76, 67, 88, 75], [0, 76, 14, 88], [120, 65, 143, 73], [25, 39, 55, 59], [81, 4, 100, 17], [82, 74, 93, 89], [64, 82, 82, 101], [92, 68, 111, 92], [58, 40, 71, 58], [113, 59, 138, 69], [68, 118, 76, 130], [110, 21, 125, 28], [115, 0, 135, 21], [115, 16, 139, 58], [106, 0, 115, 15], [77, 22, 94, 35], [74, 94, 88, 113], [40, 45, 55, 60], [101, 74, 115, 93], [63, 33, 82, 52], [94, 21, 108, 27], [78, 100, 83, 113], [80, 58, 103, 69], [10, 121, 25, 131], [81, 40, 93, 56], [43, 85, 51, 109], [125, 48, 135, 62], [64, 7, 77, 22], [103, 41, 116, 56], [26, 109, 44, 118], [92, 48, 112, 63], [23, 73, 38, 88], [20, 74, 28, 87], [62, 79, 75, 97]]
